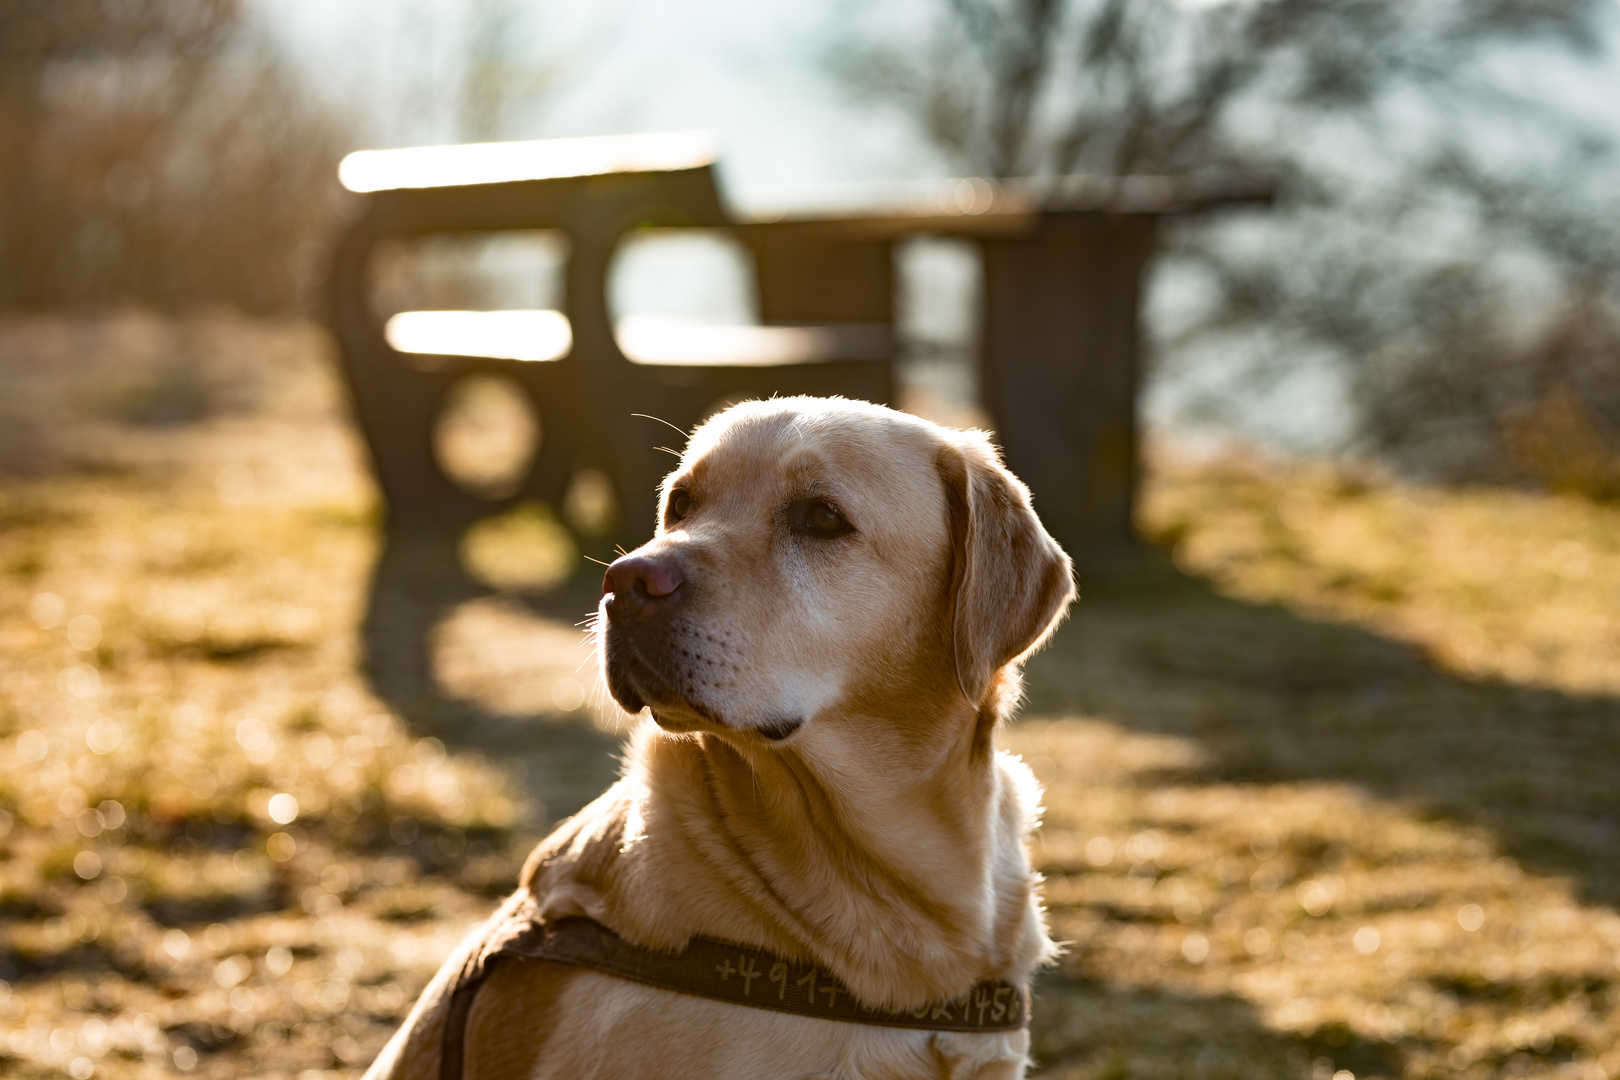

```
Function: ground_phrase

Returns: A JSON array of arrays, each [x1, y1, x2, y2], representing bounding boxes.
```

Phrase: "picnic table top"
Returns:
[[336, 131, 1274, 237]]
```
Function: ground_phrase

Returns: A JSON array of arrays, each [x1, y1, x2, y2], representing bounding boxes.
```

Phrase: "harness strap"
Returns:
[[439, 903, 1028, 1080]]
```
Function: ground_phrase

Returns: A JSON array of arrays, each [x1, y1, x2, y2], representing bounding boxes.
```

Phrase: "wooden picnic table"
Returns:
[[325, 132, 1269, 562]]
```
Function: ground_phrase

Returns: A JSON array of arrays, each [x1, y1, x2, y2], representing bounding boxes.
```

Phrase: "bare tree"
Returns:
[[0, 0, 350, 312], [831, 0, 1620, 490], [450, 0, 615, 144], [835, 0, 1608, 176]]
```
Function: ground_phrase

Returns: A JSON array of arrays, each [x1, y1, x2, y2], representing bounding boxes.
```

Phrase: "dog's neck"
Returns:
[[522, 682, 1052, 1012]]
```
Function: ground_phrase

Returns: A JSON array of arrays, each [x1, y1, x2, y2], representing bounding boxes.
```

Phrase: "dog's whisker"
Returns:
[[630, 412, 691, 443]]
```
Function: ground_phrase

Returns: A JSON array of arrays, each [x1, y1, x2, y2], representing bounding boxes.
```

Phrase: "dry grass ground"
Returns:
[[0, 313, 1616, 1079], [1015, 457, 1620, 1080]]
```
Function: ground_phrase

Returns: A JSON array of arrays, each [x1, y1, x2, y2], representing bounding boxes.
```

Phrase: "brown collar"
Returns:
[[441, 900, 1028, 1079]]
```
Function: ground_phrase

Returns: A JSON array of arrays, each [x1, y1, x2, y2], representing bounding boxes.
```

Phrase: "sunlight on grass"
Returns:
[[0, 488, 531, 1078], [1007, 717, 1620, 1079], [1141, 449, 1620, 696], [458, 501, 578, 592]]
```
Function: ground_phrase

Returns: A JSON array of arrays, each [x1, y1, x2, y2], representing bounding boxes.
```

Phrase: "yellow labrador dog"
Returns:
[[365, 397, 1074, 1080]]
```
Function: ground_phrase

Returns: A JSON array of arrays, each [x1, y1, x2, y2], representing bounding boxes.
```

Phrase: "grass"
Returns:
[[1, 312, 1617, 1079], [1011, 452, 1620, 1079]]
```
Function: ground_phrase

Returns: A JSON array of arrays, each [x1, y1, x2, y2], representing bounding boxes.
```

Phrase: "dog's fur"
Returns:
[[364, 398, 1075, 1080]]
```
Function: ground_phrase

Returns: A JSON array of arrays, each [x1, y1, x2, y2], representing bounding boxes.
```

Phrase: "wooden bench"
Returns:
[[326, 132, 1268, 560]]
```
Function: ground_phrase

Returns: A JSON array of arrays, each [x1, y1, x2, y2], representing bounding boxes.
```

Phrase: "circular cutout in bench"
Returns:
[[433, 375, 540, 499]]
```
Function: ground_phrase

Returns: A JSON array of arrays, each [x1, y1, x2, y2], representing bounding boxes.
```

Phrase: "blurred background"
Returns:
[[3, 2, 1620, 1078]]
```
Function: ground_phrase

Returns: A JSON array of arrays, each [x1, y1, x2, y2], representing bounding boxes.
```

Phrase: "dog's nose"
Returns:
[[603, 554, 684, 613]]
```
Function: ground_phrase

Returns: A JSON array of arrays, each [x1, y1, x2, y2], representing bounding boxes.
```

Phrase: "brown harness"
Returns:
[[440, 900, 1029, 1080]]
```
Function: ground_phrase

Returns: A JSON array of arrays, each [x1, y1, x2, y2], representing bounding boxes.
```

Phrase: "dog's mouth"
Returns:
[[649, 707, 804, 743], [755, 717, 803, 741], [603, 625, 722, 723], [603, 627, 804, 743], [604, 637, 684, 714]]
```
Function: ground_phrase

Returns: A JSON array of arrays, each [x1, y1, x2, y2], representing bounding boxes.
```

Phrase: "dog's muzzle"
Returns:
[[600, 551, 806, 742], [600, 551, 688, 714]]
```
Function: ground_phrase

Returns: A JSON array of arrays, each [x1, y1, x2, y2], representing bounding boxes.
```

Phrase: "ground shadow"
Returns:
[[1025, 546, 1620, 909], [1032, 972, 1417, 1080], [360, 527, 624, 823]]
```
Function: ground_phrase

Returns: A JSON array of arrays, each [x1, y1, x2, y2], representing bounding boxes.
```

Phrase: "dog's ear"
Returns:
[[939, 432, 1076, 708]]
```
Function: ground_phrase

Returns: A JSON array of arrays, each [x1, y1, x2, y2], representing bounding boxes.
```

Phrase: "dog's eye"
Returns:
[[666, 489, 692, 525], [790, 498, 852, 538]]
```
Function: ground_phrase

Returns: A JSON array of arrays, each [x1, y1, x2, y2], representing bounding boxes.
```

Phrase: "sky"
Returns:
[[253, 0, 947, 202], [256, 0, 1620, 169]]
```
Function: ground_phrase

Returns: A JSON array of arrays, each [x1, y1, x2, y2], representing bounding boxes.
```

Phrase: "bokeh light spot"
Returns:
[[267, 832, 297, 861], [29, 592, 65, 629], [268, 793, 298, 825], [16, 730, 47, 763], [66, 615, 102, 651]]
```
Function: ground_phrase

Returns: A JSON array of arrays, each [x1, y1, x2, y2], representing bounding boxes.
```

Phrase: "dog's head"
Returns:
[[597, 397, 1073, 747]]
